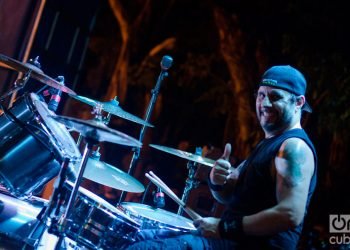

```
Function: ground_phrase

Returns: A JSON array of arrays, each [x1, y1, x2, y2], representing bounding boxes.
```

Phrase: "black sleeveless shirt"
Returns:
[[222, 128, 317, 250]]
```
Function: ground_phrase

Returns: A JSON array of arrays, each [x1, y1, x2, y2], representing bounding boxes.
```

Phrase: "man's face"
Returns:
[[255, 86, 297, 136]]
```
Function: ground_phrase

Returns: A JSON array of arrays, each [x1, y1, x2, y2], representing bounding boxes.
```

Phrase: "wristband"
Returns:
[[207, 173, 225, 191], [218, 216, 244, 240]]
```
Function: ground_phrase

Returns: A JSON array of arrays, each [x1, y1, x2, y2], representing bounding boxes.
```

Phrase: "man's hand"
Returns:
[[193, 217, 221, 239], [209, 143, 236, 185]]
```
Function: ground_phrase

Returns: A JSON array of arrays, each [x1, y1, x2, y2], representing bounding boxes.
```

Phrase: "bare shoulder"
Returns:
[[275, 137, 315, 188], [278, 137, 314, 163]]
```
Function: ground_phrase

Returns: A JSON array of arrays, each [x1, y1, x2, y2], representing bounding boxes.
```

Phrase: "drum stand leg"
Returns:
[[50, 138, 97, 249], [177, 148, 202, 216], [177, 161, 200, 216], [27, 138, 96, 249], [23, 158, 71, 249]]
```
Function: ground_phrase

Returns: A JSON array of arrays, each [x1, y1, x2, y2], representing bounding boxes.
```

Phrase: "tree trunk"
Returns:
[[106, 0, 130, 102], [213, 8, 258, 158]]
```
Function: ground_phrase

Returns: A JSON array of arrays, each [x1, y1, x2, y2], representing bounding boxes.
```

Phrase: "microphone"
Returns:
[[160, 55, 173, 71], [119, 55, 173, 204], [48, 76, 64, 112], [153, 187, 165, 208]]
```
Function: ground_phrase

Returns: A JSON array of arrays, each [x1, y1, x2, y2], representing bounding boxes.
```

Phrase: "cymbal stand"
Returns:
[[0, 69, 32, 103], [8, 56, 41, 107], [119, 55, 173, 203], [177, 147, 202, 216], [76, 103, 105, 148], [24, 158, 71, 249], [51, 136, 98, 249]]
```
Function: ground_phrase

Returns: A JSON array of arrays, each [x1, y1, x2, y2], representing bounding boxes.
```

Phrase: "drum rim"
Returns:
[[120, 202, 196, 230], [29, 93, 81, 161]]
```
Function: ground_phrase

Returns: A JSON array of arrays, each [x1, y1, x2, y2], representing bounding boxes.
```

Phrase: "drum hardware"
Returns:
[[0, 101, 53, 153], [0, 93, 81, 198], [71, 156, 145, 193], [177, 147, 202, 216], [148, 144, 213, 215], [72, 95, 151, 149], [145, 171, 202, 221], [75, 102, 105, 148], [118, 202, 196, 233], [47, 114, 142, 249], [50, 115, 142, 147], [63, 181, 140, 249], [23, 158, 141, 250], [149, 144, 215, 167], [69, 94, 153, 127], [0, 53, 77, 95], [69, 99, 144, 193], [119, 55, 173, 204], [0, 192, 48, 249], [0, 56, 41, 104], [23, 158, 72, 249]]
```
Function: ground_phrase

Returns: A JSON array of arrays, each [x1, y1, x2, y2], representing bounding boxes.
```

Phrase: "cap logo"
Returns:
[[261, 79, 278, 86]]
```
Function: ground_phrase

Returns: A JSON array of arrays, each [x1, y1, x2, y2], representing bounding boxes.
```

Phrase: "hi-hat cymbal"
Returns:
[[73, 157, 145, 193], [0, 53, 76, 95], [50, 115, 142, 147], [71, 94, 153, 127], [149, 144, 215, 167]]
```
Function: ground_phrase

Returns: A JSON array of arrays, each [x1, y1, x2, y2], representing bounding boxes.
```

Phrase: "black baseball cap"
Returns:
[[260, 65, 312, 113]]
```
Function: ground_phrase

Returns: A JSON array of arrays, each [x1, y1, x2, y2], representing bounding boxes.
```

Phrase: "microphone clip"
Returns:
[[153, 188, 165, 208]]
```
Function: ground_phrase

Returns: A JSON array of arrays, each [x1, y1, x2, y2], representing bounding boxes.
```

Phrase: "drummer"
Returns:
[[124, 65, 317, 249]]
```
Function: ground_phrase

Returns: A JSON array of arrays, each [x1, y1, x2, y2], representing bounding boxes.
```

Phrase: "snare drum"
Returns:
[[0, 93, 81, 198], [119, 202, 196, 233], [64, 181, 140, 249]]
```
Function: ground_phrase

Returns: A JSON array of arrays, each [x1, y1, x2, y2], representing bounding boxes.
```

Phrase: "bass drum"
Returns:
[[118, 202, 196, 233], [0, 192, 47, 249], [0, 93, 81, 198]]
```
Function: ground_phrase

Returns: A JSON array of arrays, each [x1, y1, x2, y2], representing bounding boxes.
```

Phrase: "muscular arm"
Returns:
[[242, 138, 315, 235], [196, 138, 315, 238]]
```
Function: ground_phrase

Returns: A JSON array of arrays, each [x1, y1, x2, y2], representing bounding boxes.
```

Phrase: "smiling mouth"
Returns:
[[260, 110, 275, 119]]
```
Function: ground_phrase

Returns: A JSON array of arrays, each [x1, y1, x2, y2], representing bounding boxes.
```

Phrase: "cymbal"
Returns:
[[50, 115, 142, 147], [73, 157, 145, 193], [71, 94, 153, 127], [0, 53, 76, 95], [149, 144, 215, 167]]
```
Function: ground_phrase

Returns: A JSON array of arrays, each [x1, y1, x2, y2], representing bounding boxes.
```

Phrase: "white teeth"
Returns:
[[261, 110, 273, 117]]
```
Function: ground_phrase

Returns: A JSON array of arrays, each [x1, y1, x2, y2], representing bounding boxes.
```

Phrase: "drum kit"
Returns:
[[0, 54, 216, 249]]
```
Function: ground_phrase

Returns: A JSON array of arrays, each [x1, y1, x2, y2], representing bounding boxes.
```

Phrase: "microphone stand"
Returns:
[[119, 55, 173, 203]]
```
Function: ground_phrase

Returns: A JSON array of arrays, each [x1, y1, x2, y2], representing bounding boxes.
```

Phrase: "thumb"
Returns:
[[221, 143, 231, 161]]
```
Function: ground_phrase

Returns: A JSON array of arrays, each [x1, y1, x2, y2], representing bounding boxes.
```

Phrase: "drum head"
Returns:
[[120, 202, 195, 231], [30, 93, 81, 160]]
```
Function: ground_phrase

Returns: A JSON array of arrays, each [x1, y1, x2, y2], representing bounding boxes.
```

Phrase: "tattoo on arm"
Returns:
[[280, 142, 306, 188]]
